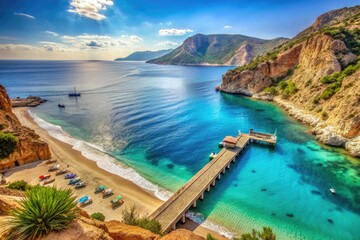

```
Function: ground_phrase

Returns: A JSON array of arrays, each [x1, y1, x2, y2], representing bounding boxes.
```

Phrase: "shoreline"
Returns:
[[220, 89, 360, 158], [10, 107, 229, 240]]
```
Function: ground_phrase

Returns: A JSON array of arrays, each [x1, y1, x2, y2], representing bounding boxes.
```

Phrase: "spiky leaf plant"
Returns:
[[7, 186, 78, 240]]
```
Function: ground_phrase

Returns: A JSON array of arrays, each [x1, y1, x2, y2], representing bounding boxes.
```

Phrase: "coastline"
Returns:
[[222, 89, 360, 158], [10, 107, 229, 240]]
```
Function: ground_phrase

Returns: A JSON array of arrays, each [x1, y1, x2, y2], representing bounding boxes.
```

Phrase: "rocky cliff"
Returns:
[[219, 6, 360, 157], [0, 85, 51, 169], [147, 34, 287, 66]]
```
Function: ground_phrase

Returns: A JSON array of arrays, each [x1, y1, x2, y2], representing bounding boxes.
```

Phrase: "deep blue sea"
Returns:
[[1, 60, 359, 239]]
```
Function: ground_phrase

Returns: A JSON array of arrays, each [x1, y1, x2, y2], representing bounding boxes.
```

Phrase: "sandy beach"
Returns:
[[7, 107, 228, 240]]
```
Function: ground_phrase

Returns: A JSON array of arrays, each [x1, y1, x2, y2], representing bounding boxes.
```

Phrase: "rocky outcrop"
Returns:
[[160, 229, 204, 240], [295, 6, 360, 39], [11, 96, 47, 108], [220, 44, 302, 95], [0, 85, 51, 169], [105, 220, 160, 240]]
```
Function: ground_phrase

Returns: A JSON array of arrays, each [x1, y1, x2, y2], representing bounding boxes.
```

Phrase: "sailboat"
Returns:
[[69, 87, 81, 97]]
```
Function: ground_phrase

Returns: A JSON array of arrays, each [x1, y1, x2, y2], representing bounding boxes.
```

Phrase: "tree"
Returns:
[[0, 132, 17, 159], [91, 212, 105, 222], [234, 227, 276, 240]]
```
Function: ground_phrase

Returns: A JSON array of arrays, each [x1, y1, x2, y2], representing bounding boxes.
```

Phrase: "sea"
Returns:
[[1, 60, 359, 239]]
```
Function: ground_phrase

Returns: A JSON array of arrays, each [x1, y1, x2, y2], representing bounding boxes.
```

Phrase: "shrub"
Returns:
[[7, 186, 78, 240], [91, 212, 105, 222], [0, 132, 17, 159], [206, 233, 218, 240], [347, 113, 355, 119], [122, 206, 162, 235], [322, 112, 329, 120], [234, 227, 276, 240], [6, 180, 32, 191], [264, 86, 277, 96], [279, 81, 288, 90]]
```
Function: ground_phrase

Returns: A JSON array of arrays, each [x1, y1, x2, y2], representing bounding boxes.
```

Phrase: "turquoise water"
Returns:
[[1, 60, 359, 239]]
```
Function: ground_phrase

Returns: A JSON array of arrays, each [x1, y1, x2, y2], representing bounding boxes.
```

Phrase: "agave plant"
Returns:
[[7, 185, 78, 240]]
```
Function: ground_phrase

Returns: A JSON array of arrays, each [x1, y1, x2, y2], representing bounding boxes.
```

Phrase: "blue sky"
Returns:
[[0, 0, 358, 60]]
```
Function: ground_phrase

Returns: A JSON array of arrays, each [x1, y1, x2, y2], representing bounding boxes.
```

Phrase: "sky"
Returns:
[[0, 0, 358, 60]]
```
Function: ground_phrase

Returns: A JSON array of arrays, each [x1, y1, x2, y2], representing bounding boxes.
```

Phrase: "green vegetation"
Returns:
[[347, 113, 355, 119], [91, 212, 105, 222], [322, 112, 329, 120], [122, 206, 162, 235], [206, 233, 218, 240], [234, 227, 276, 240], [281, 81, 298, 98], [316, 59, 360, 101], [7, 186, 78, 240], [6, 180, 32, 191], [323, 27, 360, 55], [0, 132, 17, 159], [263, 86, 277, 96]]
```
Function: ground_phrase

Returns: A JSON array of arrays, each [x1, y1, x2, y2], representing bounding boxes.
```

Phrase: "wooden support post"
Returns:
[[227, 163, 230, 169], [192, 201, 197, 208], [181, 214, 186, 224], [172, 225, 176, 230], [200, 192, 204, 200], [222, 168, 225, 174], [212, 180, 215, 187], [217, 174, 221, 180], [207, 185, 210, 192]]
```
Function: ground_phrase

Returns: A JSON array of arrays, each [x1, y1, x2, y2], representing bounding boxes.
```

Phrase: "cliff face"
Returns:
[[0, 85, 51, 169], [219, 6, 360, 156], [147, 34, 287, 66]]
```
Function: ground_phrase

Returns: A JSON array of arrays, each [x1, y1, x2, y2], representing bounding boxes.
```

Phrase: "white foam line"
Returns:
[[28, 110, 234, 239]]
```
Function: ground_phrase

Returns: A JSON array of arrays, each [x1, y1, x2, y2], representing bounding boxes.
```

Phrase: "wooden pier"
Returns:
[[150, 130, 276, 233]]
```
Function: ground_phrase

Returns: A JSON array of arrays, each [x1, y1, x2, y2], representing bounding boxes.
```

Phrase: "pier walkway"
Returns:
[[150, 130, 276, 233]]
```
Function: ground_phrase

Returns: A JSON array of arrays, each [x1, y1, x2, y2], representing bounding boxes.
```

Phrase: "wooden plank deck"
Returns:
[[150, 134, 251, 232]]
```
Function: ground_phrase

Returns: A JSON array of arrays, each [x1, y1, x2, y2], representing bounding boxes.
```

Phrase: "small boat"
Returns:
[[218, 142, 224, 148], [58, 102, 65, 108], [69, 87, 81, 97], [42, 178, 55, 185], [209, 152, 217, 160], [330, 188, 336, 194], [45, 159, 57, 164], [74, 181, 87, 188], [102, 188, 114, 197], [94, 185, 106, 193], [48, 164, 60, 172], [68, 177, 81, 185], [64, 173, 77, 179], [55, 169, 69, 175], [39, 174, 51, 181], [78, 196, 92, 207], [110, 195, 124, 207]]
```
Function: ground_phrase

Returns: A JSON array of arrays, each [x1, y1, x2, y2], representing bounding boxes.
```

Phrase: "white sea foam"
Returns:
[[29, 110, 234, 239], [29, 110, 172, 201], [186, 211, 234, 239]]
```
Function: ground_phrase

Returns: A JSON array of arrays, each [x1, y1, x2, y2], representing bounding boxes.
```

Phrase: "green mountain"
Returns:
[[147, 34, 287, 66], [115, 49, 172, 61]]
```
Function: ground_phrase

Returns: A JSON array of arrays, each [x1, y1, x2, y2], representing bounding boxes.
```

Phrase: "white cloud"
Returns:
[[45, 31, 59, 37], [129, 35, 142, 43], [0, 44, 38, 51], [224, 25, 232, 29], [14, 12, 35, 19], [156, 41, 179, 47], [68, 0, 114, 20], [143, 21, 153, 27], [60, 34, 143, 49], [159, 28, 193, 36]]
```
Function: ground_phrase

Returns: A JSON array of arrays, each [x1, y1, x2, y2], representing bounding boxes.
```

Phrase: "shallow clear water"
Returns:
[[1, 60, 359, 239]]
